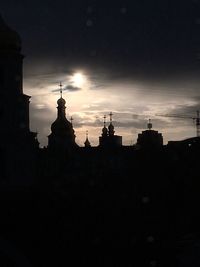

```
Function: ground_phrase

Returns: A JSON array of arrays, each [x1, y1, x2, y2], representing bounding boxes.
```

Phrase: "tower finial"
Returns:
[[103, 115, 106, 126], [108, 112, 115, 136], [109, 112, 113, 123], [102, 115, 108, 137], [59, 82, 63, 98]]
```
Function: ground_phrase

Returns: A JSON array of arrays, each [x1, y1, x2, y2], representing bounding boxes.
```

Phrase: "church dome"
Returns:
[[102, 126, 108, 136], [0, 15, 21, 51], [57, 97, 66, 106], [108, 122, 115, 136], [108, 123, 114, 131], [48, 89, 78, 149]]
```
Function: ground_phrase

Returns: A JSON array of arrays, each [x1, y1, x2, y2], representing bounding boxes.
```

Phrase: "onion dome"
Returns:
[[108, 112, 115, 136], [0, 15, 21, 51], [48, 85, 78, 149], [102, 115, 108, 137], [57, 97, 66, 106], [108, 123, 115, 136], [50, 94, 75, 139], [102, 126, 108, 137]]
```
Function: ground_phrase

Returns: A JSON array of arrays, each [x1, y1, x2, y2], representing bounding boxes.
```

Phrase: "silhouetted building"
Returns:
[[137, 119, 163, 149], [0, 15, 38, 185], [167, 136, 200, 150], [48, 89, 78, 151], [1, 14, 200, 267], [99, 113, 122, 148]]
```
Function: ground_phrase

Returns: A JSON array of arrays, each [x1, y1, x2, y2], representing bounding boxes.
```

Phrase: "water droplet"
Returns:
[[142, 196, 150, 203], [121, 7, 127, 14], [147, 236, 154, 243], [86, 19, 93, 27]]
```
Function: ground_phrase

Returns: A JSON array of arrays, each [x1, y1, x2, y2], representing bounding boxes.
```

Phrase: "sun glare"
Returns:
[[71, 72, 85, 87]]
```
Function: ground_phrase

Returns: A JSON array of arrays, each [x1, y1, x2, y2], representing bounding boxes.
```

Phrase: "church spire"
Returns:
[[48, 83, 78, 150], [59, 82, 63, 98], [102, 115, 108, 137], [57, 83, 66, 119], [109, 112, 113, 123], [99, 112, 122, 147], [84, 130, 91, 147], [108, 112, 115, 136]]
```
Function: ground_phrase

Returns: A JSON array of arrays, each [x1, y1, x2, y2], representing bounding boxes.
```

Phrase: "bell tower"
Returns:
[[0, 15, 31, 134], [0, 15, 38, 185]]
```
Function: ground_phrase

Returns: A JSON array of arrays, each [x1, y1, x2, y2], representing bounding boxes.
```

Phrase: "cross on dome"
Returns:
[[103, 115, 106, 126], [59, 82, 63, 98], [109, 112, 113, 123]]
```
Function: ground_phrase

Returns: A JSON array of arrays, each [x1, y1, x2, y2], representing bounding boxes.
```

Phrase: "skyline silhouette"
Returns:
[[0, 4, 200, 267], [37, 85, 200, 147], [1, 0, 200, 146]]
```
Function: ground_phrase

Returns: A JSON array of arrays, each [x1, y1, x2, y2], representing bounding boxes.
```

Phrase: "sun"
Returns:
[[71, 72, 85, 87]]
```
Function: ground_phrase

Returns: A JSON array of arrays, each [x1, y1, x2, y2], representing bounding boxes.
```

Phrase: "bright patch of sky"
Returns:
[[24, 68, 199, 147]]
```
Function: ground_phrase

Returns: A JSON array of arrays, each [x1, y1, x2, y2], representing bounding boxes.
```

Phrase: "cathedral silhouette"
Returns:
[[0, 15, 200, 267]]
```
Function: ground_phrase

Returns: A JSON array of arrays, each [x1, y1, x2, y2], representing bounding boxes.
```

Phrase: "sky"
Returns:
[[0, 0, 200, 146]]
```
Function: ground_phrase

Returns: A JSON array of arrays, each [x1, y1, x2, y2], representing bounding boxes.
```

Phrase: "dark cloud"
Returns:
[[165, 96, 200, 117], [52, 84, 81, 93], [1, 0, 199, 101], [71, 110, 174, 131], [1, 0, 199, 83], [64, 85, 81, 92]]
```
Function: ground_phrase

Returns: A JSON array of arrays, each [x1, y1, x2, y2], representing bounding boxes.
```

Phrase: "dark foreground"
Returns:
[[0, 145, 200, 267]]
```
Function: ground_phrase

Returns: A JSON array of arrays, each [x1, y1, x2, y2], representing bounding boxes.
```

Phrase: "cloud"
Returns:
[[160, 96, 200, 117], [65, 85, 81, 92], [51, 84, 81, 92], [68, 110, 174, 132]]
